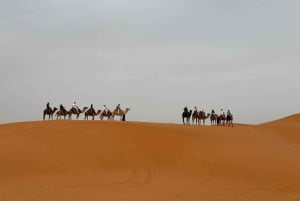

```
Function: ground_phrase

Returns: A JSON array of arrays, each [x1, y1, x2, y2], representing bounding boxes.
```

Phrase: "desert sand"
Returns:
[[0, 115, 300, 201]]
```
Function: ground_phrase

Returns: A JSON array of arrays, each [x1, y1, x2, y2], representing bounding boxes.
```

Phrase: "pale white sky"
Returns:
[[1, 0, 299, 124]]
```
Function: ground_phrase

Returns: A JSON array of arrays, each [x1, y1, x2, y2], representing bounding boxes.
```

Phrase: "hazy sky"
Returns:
[[1, 0, 299, 124]]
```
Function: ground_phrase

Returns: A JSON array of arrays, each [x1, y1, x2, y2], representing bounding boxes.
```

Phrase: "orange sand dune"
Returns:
[[0, 117, 300, 201]]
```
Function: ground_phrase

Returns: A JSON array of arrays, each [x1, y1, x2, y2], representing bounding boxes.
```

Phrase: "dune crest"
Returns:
[[1, 116, 300, 201], [260, 113, 300, 125]]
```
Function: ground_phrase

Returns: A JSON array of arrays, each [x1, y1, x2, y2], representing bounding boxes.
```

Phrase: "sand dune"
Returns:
[[0, 116, 300, 201]]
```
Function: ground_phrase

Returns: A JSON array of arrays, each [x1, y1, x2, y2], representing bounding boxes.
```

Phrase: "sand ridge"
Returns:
[[0, 116, 300, 201]]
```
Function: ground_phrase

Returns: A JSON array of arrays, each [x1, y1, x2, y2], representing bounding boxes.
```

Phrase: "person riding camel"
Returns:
[[90, 104, 96, 115], [72, 101, 79, 113], [201, 109, 205, 118], [220, 109, 225, 117], [183, 106, 188, 112], [103, 105, 108, 114], [115, 104, 121, 113], [194, 106, 198, 113], [60, 104, 66, 112], [46, 102, 51, 110], [227, 109, 232, 117]]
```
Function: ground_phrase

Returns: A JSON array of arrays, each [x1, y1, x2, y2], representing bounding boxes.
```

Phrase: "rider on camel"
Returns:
[[90, 104, 96, 114], [227, 109, 232, 117], [201, 109, 205, 117], [72, 101, 79, 113], [183, 106, 188, 112], [115, 104, 121, 113], [103, 105, 108, 114], [60, 104, 66, 112], [46, 102, 51, 110]]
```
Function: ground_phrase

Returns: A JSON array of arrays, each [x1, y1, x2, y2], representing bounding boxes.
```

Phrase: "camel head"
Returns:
[[124, 108, 130, 114], [82, 107, 88, 112]]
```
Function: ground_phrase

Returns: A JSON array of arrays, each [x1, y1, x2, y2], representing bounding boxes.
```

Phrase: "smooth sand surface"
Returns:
[[1, 115, 300, 201]]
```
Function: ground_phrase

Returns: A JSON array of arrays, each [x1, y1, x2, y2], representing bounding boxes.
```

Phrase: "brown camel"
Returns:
[[182, 109, 192, 125], [210, 113, 226, 126], [100, 110, 113, 120], [68, 107, 88, 120], [218, 114, 226, 126], [199, 111, 210, 125], [210, 113, 218, 126], [84, 109, 101, 120], [111, 108, 130, 120], [192, 110, 199, 125], [226, 114, 234, 127], [56, 109, 69, 120], [43, 107, 58, 120]]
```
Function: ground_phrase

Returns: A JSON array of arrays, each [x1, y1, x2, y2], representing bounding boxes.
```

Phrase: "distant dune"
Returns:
[[1, 115, 300, 201]]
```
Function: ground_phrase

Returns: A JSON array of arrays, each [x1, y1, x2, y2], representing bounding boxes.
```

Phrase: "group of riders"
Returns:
[[183, 106, 232, 116], [183, 106, 233, 125], [46, 101, 122, 116]]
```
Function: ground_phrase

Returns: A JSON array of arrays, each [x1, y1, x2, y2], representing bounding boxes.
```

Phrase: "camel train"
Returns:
[[182, 107, 233, 127], [43, 103, 130, 121]]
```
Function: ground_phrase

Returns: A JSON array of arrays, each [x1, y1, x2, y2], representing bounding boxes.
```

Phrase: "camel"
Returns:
[[192, 110, 199, 125], [111, 108, 130, 120], [43, 107, 58, 120], [199, 111, 210, 125], [68, 107, 88, 120], [56, 109, 69, 120], [84, 109, 101, 120], [210, 113, 218, 126], [210, 113, 226, 126], [100, 110, 113, 120], [219, 114, 226, 126], [182, 109, 192, 125], [226, 114, 234, 127]]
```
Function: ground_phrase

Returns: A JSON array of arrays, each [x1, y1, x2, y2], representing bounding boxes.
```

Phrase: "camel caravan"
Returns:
[[43, 102, 130, 121], [182, 107, 233, 127]]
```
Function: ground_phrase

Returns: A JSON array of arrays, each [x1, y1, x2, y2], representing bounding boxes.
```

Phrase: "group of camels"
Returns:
[[43, 105, 130, 121], [182, 108, 233, 127]]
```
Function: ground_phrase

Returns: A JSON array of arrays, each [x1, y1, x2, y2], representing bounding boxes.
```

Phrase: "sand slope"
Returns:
[[0, 116, 300, 201]]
